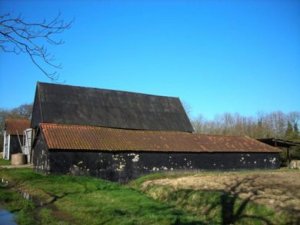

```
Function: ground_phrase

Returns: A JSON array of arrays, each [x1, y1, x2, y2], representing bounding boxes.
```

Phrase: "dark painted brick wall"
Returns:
[[44, 150, 281, 183]]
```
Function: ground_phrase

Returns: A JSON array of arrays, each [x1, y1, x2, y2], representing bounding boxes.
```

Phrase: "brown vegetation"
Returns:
[[142, 170, 300, 224]]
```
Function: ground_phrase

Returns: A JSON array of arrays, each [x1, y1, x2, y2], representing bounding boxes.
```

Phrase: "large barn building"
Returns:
[[31, 82, 280, 182]]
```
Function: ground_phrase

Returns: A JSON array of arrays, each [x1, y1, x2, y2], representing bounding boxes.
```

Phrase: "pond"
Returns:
[[0, 208, 17, 225]]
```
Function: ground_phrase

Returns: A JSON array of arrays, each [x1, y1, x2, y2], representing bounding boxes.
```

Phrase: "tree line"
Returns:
[[191, 111, 300, 161], [192, 111, 300, 141]]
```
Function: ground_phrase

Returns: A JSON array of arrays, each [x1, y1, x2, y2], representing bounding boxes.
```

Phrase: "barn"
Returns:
[[31, 82, 280, 182], [3, 118, 30, 160]]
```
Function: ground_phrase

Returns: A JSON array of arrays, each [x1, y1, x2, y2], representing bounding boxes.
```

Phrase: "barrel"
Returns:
[[11, 153, 26, 166]]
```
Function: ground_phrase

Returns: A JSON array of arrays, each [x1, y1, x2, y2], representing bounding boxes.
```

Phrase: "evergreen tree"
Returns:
[[285, 121, 295, 140], [293, 122, 299, 139]]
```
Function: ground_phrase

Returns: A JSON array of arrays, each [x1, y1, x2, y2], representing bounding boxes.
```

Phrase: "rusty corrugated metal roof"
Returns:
[[5, 118, 30, 135], [40, 123, 280, 153]]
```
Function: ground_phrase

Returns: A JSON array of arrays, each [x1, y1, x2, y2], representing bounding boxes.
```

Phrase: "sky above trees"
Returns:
[[0, 0, 299, 119]]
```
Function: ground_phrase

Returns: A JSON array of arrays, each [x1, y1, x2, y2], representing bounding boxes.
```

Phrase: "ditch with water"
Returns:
[[0, 178, 17, 225], [0, 207, 17, 225], [0, 177, 45, 225]]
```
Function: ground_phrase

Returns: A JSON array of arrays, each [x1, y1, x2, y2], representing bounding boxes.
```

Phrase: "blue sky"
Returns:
[[0, 0, 299, 119]]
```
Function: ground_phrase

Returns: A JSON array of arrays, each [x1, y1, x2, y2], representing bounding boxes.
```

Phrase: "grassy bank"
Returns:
[[131, 170, 299, 225], [138, 185, 286, 225], [0, 168, 203, 225]]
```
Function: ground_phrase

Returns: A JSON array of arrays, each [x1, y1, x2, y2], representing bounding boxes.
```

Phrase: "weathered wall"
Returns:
[[32, 134, 50, 173], [44, 151, 281, 183]]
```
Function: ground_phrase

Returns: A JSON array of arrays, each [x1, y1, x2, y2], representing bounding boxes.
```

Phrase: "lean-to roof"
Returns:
[[40, 123, 280, 153], [5, 118, 30, 135]]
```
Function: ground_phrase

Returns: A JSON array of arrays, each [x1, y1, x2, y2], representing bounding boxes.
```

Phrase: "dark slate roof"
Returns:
[[32, 82, 193, 132], [5, 118, 30, 135], [40, 123, 280, 153]]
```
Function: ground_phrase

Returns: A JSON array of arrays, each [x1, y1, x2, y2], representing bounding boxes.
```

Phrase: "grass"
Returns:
[[130, 169, 300, 225], [0, 168, 203, 225], [140, 185, 288, 225], [0, 158, 11, 166], [0, 186, 41, 225], [0, 168, 295, 225]]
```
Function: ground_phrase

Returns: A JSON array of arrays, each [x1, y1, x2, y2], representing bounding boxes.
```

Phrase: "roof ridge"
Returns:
[[37, 82, 179, 99]]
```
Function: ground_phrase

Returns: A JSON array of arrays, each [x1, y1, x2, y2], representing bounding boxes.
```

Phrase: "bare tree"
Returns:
[[10, 104, 32, 119], [0, 13, 72, 80], [192, 111, 300, 140]]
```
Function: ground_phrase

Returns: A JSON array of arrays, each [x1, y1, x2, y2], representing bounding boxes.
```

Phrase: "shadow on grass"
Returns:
[[203, 175, 299, 225], [142, 175, 295, 225], [217, 176, 273, 225]]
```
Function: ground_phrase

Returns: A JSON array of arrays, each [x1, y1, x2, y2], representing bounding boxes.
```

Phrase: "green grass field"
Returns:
[[0, 158, 11, 166], [0, 168, 296, 225], [0, 169, 202, 225]]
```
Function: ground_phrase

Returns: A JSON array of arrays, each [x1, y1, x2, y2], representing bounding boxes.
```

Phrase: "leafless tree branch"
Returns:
[[0, 13, 73, 80]]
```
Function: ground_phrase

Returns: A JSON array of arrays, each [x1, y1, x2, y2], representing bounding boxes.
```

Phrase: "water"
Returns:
[[0, 179, 17, 224], [0, 208, 17, 225], [0, 178, 40, 225]]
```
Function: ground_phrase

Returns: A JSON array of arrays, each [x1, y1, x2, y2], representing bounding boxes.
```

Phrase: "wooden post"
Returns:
[[287, 147, 290, 168]]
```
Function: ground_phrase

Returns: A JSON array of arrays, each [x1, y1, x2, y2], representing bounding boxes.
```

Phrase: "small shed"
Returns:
[[258, 138, 300, 165], [3, 118, 30, 160]]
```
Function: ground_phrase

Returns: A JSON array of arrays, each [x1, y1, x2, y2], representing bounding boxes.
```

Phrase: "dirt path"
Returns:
[[0, 164, 33, 169], [142, 170, 300, 218]]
